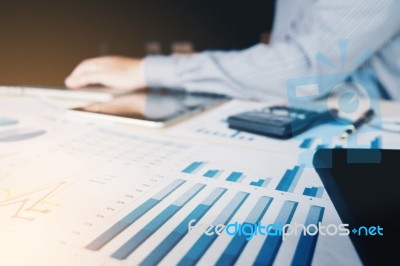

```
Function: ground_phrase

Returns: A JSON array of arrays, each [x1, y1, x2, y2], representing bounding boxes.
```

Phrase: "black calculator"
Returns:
[[227, 106, 338, 139]]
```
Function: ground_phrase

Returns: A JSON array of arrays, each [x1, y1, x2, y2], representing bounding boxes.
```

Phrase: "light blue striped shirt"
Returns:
[[143, 0, 400, 101]]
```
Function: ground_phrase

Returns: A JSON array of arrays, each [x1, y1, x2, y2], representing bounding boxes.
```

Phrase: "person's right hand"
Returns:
[[65, 56, 147, 91]]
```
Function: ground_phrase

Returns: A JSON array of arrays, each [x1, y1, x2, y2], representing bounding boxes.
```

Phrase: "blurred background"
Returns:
[[0, 0, 275, 87]]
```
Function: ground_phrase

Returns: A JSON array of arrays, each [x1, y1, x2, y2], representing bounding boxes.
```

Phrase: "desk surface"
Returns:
[[1, 95, 399, 265]]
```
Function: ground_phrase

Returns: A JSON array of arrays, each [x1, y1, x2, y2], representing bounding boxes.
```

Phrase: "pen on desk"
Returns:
[[340, 109, 375, 139]]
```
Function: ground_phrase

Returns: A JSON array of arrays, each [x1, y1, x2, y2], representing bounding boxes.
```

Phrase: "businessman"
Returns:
[[65, 0, 400, 101]]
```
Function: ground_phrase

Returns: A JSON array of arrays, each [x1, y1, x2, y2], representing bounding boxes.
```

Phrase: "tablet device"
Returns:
[[313, 149, 399, 265], [69, 89, 228, 127]]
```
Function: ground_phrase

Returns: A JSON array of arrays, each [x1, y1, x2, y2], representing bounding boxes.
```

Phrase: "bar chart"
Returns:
[[298, 135, 383, 150], [140, 187, 227, 265], [182, 161, 204, 174], [177, 191, 249, 265], [111, 183, 206, 260], [250, 178, 272, 188], [253, 200, 298, 265], [226, 172, 244, 182], [86, 179, 186, 250], [215, 196, 273, 265], [291, 206, 325, 265], [83, 178, 331, 265], [182, 162, 247, 183], [203, 169, 220, 178], [181, 161, 319, 199], [181, 161, 272, 187], [275, 165, 305, 192]]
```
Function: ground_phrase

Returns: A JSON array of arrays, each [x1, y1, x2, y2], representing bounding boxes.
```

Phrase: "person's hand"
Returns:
[[65, 56, 146, 91]]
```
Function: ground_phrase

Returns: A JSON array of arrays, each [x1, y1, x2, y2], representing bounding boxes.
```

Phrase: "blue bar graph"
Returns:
[[215, 196, 273, 266], [226, 172, 243, 182], [85, 179, 185, 251], [203, 169, 219, 178], [254, 200, 298, 266], [276, 166, 303, 192], [177, 191, 249, 266], [291, 205, 325, 266], [182, 162, 204, 174], [370, 136, 382, 149], [250, 178, 272, 188], [303, 187, 314, 197], [288, 166, 304, 192], [140, 187, 227, 266], [303, 187, 324, 198], [303, 187, 318, 197], [250, 179, 264, 187], [111, 183, 206, 260], [299, 138, 314, 149]]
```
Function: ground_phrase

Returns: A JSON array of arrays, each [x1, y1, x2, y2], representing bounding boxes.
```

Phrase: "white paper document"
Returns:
[[0, 98, 366, 265]]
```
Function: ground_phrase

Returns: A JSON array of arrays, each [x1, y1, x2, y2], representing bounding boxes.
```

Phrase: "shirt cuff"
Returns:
[[143, 55, 180, 89]]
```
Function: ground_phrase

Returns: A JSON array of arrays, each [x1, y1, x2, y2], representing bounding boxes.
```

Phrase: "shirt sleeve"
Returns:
[[143, 0, 400, 101]]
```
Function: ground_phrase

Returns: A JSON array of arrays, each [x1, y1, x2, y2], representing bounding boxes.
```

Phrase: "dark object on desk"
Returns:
[[227, 106, 338, 139], [313, 149, 400, 266]]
